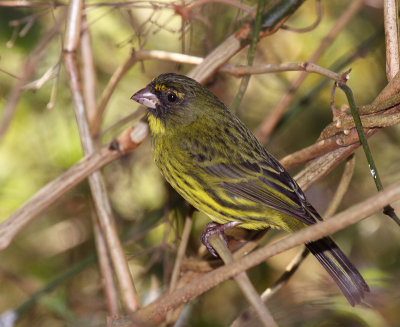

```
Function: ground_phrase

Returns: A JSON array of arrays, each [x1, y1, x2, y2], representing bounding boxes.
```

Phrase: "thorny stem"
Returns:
[[339, 83, 400, 226]]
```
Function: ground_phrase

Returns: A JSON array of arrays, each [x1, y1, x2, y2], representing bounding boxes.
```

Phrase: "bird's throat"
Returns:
[[148, 113, 166, 135]]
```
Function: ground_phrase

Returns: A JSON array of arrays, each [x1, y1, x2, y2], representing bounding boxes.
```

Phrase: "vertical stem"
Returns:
[[209, 235, 278, 327], [339, 83, 400, 225], [63, 0, 141, 312]]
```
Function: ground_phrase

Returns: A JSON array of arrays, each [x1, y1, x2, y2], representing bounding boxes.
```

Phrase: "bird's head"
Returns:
[[131, 73, 226, 133]]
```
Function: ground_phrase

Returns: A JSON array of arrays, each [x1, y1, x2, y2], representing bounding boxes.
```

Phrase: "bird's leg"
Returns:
[[200, 221, 241, 257]]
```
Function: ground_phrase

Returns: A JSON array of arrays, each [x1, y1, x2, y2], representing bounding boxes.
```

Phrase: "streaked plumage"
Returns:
[[131, 73, 369, 306]]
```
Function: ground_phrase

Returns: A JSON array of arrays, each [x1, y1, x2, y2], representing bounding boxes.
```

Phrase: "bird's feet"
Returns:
[[200, 221, 241, 257]]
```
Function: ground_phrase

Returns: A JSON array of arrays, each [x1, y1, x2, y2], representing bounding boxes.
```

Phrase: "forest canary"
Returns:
[[131, 73, 369, 306]]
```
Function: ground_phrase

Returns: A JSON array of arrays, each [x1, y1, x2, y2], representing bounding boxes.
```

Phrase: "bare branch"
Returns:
[[120, 179, 400, 325]]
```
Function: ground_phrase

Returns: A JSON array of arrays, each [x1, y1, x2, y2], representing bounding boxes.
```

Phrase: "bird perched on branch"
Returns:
[[131, 73, 369, 306]]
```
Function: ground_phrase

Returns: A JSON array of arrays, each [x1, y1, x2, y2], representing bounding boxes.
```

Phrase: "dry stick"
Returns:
[[223, 62, 349, 83], [280, 127, 372, 171], [319, 105, 400, 140], [169, 212, 194, 292], [91, 208, 120, 317], [166, 211, 194, 324], [123, 180, 400, 325], [323, 154, 356, 218], [209, 235, 279, 327], [383, 0, 400, 80], [0, 22, 60, 140], [294, 145, 359, 192], [0, 146, 115, 250], [105, 50, 349, 83], [254, 0, 366, 143], [65, 52, 141, 313], [230, 249, 309, 327], [80, 15, 98, 130], [63, 0, 140, 312], [0, 123, 148, 251], [80, 15, 121, 316], [230, 154, 356, 327]]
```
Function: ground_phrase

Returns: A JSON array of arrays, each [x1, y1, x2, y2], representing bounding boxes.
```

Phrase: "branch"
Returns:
[[115, 179, 400, 325]]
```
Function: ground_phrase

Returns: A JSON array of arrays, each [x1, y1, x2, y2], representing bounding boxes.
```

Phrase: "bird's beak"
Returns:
[[131, 86, 159, 109]]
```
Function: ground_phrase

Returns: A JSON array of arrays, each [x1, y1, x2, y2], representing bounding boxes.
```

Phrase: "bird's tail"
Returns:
[[306, 237, 369, 306]]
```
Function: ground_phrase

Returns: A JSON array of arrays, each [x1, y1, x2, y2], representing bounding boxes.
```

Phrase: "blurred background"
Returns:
[[0, 0, 399, 326]]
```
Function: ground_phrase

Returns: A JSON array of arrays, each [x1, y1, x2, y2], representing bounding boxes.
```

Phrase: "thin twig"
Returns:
[[91, 208, 120, 317], [222, 62, 350, 82], [80, 14, 98, 130], [209, 234, 278, 327], [169, 210, 194, 292], [323, 154, 356, 218], [166, 209, 194, 324], [0, 122, 148, 251], [338, 83, 400, 225]]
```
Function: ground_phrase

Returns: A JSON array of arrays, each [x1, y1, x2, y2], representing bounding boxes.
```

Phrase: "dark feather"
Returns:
[[306, 238, 370, 306]]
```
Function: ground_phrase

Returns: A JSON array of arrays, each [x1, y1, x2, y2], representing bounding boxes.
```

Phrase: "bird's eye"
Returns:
[[167, 93, 177, 103]]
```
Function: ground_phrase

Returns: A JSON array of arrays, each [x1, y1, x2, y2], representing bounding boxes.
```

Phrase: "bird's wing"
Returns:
[[200, 153, 320, 226]]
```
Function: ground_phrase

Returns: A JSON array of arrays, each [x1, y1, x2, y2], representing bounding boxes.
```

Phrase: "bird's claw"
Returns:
[[200, 221, 241, 257]]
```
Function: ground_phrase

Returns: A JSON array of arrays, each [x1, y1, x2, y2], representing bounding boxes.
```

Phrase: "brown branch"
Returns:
[[323, 154, 356, 218], [80, 15, 98, 131], [114, 179, 400, 325], [209, 234, 278, 327], [81, 13, 121, 317], [64, 0, 141, 313], [222, 62, 350, 82], [91, 208, 120, 317]]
